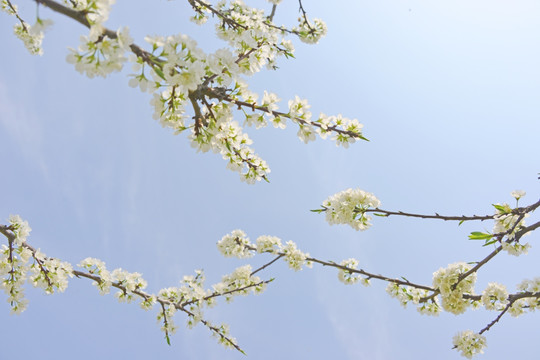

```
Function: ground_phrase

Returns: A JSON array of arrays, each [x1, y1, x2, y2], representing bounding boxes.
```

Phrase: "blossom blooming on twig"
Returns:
[[319, 188, 381, 231], [452, 330, 487, 359]]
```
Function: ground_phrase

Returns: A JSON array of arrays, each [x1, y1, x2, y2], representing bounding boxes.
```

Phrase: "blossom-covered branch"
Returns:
[[217, 188, 539, 358], [3, 0, 361, 183], [0, 216, 273, 353]]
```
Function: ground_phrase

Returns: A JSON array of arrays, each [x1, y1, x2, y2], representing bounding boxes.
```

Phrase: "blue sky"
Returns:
[[1, 0, 539, 359]]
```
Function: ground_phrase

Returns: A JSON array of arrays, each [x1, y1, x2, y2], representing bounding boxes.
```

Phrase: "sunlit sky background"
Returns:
[[1, 0, 539, 359]]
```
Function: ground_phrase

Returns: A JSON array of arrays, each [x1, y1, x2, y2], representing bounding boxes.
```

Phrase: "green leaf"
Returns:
[[373, 213, 388, 217], [310, 209, 325, 213], [153, 66, 166, 81], [165, 334, 171, 346], [468, 231, 493, 240], [492, 204, 509, 213], [458, 220, 465, 226]]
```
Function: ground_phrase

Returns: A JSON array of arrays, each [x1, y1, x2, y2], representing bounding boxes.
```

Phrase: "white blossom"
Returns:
[[322, 188, 380, 231], [255, 235, 282, 253], [217, 230, 254, 258], [282, 241, 310, 271], [481, 282, 509, 311], [432, 262, 476, 315], [452, 330, 486, 359], [511, 190, 526, 201]]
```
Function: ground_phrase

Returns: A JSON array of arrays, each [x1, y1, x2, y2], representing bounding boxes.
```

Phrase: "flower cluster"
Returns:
[[432, 262, 476, 315], [8, 215, 31, 246], [218, 231, 312, 271], [1, 215, 73, 313], [492, 202, 527, 239], [60, 0, 131, 77], [255, 235, 282, 254], [78, 257, 112, 294], [282, 240, 311, 271], [0, 243, 30, 314], [452, 330, 487, 359], [2, 1, 53, 56], [215, 264, 265, 301], [67, 26, 132, 78], [337, 258, 368, 285], [79, 257, 149, 304], [63, 0, 115, 25], [491, 200, 530, 255], [293, 17, 328, 44], [13, 19, 52, 56], [1, 0, 16, 15], [29, 253, 73, 294], [321, 188, 381, 231], [217, 229, 254, 258], [481, 282, 509, 311], [511, 277, 540, 315], [386, 283, 440, 315]]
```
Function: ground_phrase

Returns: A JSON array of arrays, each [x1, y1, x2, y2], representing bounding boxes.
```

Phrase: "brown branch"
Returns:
[[251, 254, 283, 276], [34, 0, 159, 68], [188, 0, 247, 30], [6, 0, 29, 31], [241, 242, 434, 292], [205, 88, 367, 140], [364, 208, 495, 222]]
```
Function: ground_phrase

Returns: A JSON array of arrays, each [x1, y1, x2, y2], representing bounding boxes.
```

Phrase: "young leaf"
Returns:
[[468, 231, 493, 240], [492, 204, 509, 213]]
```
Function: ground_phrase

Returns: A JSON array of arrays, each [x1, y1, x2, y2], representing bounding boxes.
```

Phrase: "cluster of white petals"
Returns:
[[2, 1, 53, 56], [337, 258, 363, 285], [78, 257, 112, 294], [432, 262, 476, 315], [452, 330, 487, 359], [282, 241, 311, 271], [67, 26, 132, 78], [255, 235, 282, 254], [8, 215, 31, 246], [62, 0, 115, 25], [216, 264, 265, 301], [386, 283, 439, 315], [217, 229, 254, 258], [111, 268, 147, 302], [293, 17, 327, 44], [30, 256, 73, 294], [1, 0, 17, 15], [218, 231, 310, 271], [501, 240, 530, 256], [493, 203, 527, 239], [481, 282, 509, 311], [491, 199, 530, 255], [0, 244, 30, 314], [513, 278, 540, 314], [322, 188, 381, 231], [1, 216, 73, 313], [13, 19, 52, 56]]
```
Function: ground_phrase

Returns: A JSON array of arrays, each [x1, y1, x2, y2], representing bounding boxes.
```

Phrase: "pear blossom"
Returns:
[[432, 262, 476, 315], [452, 330, 486, 359], [481, 282, 509, 311], [217, 230, 254, 258], [322, 188, 381, 231], [511, 190, 526, 201]]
